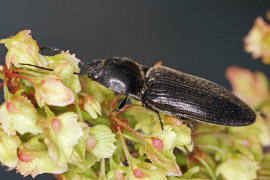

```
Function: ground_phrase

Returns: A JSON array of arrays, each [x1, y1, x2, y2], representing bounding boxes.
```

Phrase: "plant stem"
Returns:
[[196, 156, 216, 180], [113, 116, 144, 142], [98, 158, 105, 180]]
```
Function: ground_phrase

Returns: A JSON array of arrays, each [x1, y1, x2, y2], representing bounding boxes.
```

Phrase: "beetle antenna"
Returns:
[[38, 46, 90, 76], [19, 63, 54, 71], [18, 63, 80, 75]]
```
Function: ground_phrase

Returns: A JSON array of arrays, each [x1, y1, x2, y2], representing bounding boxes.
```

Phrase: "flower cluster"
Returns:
[[0, 17, 269, 179]]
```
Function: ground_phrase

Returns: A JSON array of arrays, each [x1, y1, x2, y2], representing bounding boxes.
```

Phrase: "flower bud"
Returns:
[[6, 101, 16, 112], [151, 137, 163, 151], [133, 168, 145, 178], [115, 170, 124, 180], [35, 79, 75, 107], [86, 136, 96, 151], [18, 152, 35, 162], [83, 95, 101, 119], [51, 117, 61, 133]]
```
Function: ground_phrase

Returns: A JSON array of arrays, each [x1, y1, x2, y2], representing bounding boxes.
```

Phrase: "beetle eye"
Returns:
[[94, 74, 98, 79], [90, 69, 101, 80]]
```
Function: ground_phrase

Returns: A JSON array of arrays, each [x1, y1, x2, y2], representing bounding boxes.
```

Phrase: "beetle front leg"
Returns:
[[110, 95, 129, 113]]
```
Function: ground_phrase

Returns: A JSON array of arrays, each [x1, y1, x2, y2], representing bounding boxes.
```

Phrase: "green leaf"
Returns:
[[0, 95, 42, 135], [90, 125, 116, 159]]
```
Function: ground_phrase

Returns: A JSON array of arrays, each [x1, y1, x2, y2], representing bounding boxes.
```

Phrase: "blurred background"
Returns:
[[0, 0, 270, 179]]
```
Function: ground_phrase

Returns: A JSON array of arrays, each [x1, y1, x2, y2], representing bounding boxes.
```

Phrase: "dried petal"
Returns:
[[43, 112, 83, 169], [145, 126, 181, 176], [216, 156, 259, 180], [0, 30, 46, 68], [69, 124, 98, 169], [17, 136, 66, 177], [60, 165, 98, 180], [244, 17, 270, 64], [90, 125, 116, 159], [83, 95, 102, 119], [0, 129, 21, 169], [127, 158, 168, 180]]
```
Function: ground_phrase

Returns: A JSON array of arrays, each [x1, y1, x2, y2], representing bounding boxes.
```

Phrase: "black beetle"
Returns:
[[21, 48, 256, 126], [81, 57, 256, 126]]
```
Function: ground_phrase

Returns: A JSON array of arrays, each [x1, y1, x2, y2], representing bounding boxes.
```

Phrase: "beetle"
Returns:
[[21, 48, 256, 127], [81, 57, 256, 126]]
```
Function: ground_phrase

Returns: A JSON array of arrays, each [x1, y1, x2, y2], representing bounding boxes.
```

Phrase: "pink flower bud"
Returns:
[[18, 152, 35, 162], [151, 137, 163, 151], [6, 101, 16, 112], [115, 170, 124, 180], [133, 168, 145, 178], [51, 117, 61, 132], [86, 136, 96, 151]]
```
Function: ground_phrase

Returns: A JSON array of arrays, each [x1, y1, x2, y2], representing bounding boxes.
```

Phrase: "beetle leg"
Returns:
[[111, 95, 129, 113], [109, 94, 122, 112], [116, 96, 128, 112], [156, 111, 164, 130]]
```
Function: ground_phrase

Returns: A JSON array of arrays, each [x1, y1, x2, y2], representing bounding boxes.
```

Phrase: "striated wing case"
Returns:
[[144, 66, 256, 126]]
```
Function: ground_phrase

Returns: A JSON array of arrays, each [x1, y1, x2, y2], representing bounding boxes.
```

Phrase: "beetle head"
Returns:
[[81, 59, 105, 80]]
